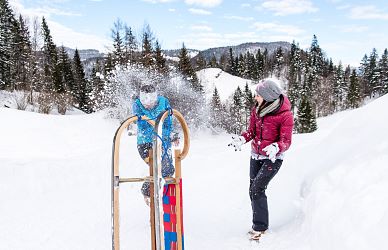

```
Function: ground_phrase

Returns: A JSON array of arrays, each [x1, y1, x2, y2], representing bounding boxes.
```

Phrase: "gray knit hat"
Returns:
[[255, 79, 283, 102]]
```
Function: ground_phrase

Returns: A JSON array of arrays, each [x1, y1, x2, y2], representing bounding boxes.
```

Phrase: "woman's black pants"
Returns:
[[249, 158, 282, 231]]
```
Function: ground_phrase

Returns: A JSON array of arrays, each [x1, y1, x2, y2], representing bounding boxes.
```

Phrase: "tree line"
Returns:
[[1, 0, 92, 114], [0, 0, 202, 117], [207, 35, 388, 134], [1, 0, 387, 134]]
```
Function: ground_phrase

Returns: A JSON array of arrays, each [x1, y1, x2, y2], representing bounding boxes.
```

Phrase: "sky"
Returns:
[[8, 0, 388, 66]]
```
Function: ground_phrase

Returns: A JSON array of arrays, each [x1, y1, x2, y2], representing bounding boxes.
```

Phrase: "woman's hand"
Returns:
[[263, 143, 279, 162], [228, 136, 246, 151]]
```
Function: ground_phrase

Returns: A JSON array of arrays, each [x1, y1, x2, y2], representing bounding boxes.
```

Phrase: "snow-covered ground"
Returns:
[[197, 68, 254, 101], [0, 90, 84, 115], [1, 93, 388, 250]]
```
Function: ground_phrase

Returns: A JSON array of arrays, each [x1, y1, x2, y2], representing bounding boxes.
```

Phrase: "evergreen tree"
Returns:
[[140, 23, 154, 68], [0, 0, 15, 89], [237, 54, 246, 78], [194, 52, 207, 71], [274, 47, 284, 78], [307, 35, 325, 113], [245, 51, 256, 79], [57, 46, 74, 94], [227, 48, 235, 74], [89, 59, 105, 111], [219, 53, 228, 71], [104, 53, 114, 75], [359, 54, 369, 98], [332, 62, 346, 111], [322, 58, 334, 78], [229, 86, 244, 133], [262, 48, 270, 78], [111, 19, 125, 66], [242, 83, 254, 130], [255, 49, 264, 80], [28, 17, 43, 98], [367, 48, 380, 97], [309, 34, 325, 77], [210, 87, 222, 128], [346, 69, 362, 108], [11, 15, 32, 90], [287, 41, 302, 110], [378, 48, 388, 95], [178, 43, 202, 91], [296, 93, 317, 133], [124, 25, 137, 64], [154, 40, 167, 74], [41, 17, 60, 92], [54, 47, 74, 114], [234, 56, 239, 77], [73, 49, 91, 113], [209, 54, 218, 68]]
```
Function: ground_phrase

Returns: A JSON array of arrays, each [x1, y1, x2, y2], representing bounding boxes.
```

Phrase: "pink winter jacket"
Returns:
[[241, 95, 294, 157]]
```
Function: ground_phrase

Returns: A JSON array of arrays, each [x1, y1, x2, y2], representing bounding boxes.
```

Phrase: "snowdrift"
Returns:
[[0, 94, 387, 249]]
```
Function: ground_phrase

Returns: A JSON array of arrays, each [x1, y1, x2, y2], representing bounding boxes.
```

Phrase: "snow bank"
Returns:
[[1, 93, 388, 249]]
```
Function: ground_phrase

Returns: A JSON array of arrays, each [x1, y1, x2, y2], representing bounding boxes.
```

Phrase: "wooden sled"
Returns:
[[111, 109, 190, 250]]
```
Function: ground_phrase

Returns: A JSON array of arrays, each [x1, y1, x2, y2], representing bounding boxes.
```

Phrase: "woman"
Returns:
[[228, 78, 294, 240]]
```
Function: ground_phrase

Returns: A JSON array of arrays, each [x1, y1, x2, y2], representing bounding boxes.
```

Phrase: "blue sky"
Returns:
[[9, 0, 388, 66]]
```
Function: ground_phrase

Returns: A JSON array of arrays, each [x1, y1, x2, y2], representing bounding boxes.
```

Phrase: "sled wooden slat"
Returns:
[[175, 149, 183, 250], [112, 115, 154, 250], [119, 176, 177, 184], [149, 150, 157, 250]]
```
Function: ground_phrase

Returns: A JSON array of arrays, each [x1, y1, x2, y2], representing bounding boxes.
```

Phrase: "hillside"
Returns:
[[193, 41, 291, 61], [196, 68, 256, 101]]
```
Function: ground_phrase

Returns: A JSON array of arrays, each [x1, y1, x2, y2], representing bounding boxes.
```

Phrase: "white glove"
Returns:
[[228, 136, 246, 151], [263, 142, 279, 163]]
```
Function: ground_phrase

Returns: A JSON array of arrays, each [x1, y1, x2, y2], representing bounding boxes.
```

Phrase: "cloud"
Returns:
[[177, 32, 231, 50], [168, 8, 176, 12], [38, 0, 71, 3], [188, 8, 212, 15], [224, 15, 254, 21], [260, 0, 318, 16], [336, 4, 351, 10], [142, 0, 175, 3], [185, 0, 222, 8], [190, 25, 212, 32], [48, 21, 110, 51], [241, 3, 251, 8], [252, 22, 305, 36], [349, 5, 388, 20], [8, 0, 108, 51], [9, 0, 81, 17], [336, 25, 369, 33]]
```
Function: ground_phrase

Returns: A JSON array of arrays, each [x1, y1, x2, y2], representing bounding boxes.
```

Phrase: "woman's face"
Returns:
[[255, 94, 263, 105]]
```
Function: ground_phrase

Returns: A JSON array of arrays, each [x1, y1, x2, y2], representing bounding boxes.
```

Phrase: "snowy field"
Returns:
[[1, 94, 388, 250], [197, 68, 254, 101]]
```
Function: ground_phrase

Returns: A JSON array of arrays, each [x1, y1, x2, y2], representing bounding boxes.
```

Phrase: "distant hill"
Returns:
[[64, 47, 105, 61], [195, 41, 291, 61], [65, 41, 291, 67]]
